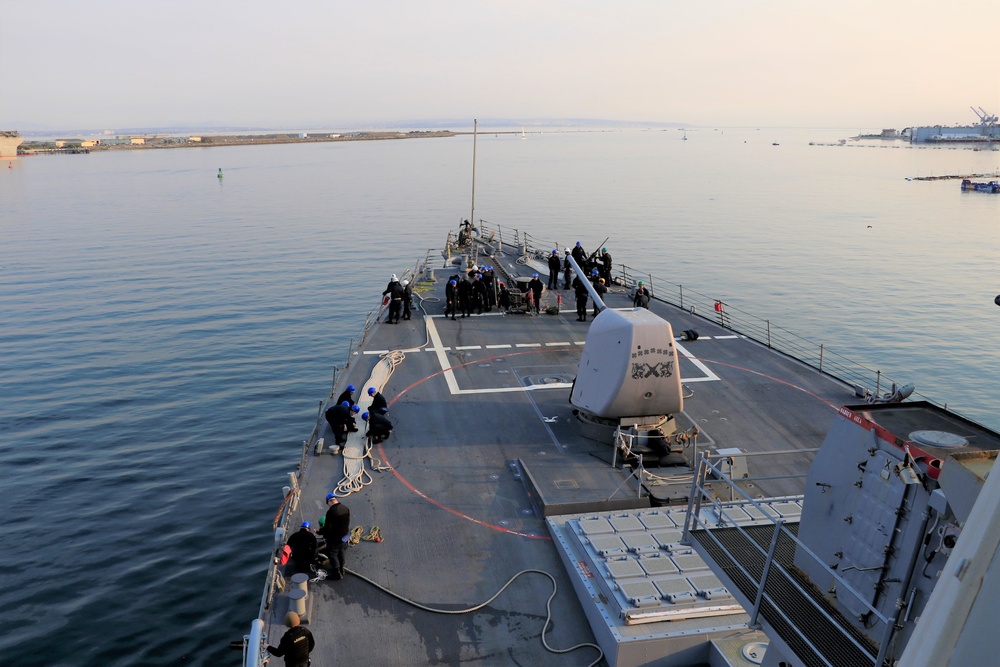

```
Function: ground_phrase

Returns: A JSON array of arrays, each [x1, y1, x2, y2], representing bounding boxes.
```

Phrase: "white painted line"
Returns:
[[714, 335, 739, 340], [546, 342, 571, 347], [455, 345, 482, 350], [485, 344, 512, 349], [574, 341, 586, 346], [424, 316, 461, 394], [363, 350, 390, 355], [675, 341, 721, 382], [516, 343, 542, 348], [423, 347, 451, 351]]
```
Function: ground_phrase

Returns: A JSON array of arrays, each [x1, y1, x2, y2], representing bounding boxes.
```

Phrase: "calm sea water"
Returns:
[[1, 128, 997, 666]]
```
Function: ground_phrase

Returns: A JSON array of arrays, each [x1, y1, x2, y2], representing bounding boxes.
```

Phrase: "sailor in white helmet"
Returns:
[[401, 279, 413, 320], [562, 248, 573, 290], [382, 274, 404, 324]]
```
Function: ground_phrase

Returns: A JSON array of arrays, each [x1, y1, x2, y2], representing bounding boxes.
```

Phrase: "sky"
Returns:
[[1, 0, 998, 131]]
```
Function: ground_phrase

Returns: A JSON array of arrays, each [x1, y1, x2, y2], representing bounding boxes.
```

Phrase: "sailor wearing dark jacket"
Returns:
[[573, 276, 589, 322], [383, 274, 405, 324], [321, 494, 351, 579], [367, 386, 389, 415], [286, 521, 318, 575], [266, 612, 314, 667], [335, 384, 356, 408], [547, 250, 562, 289]]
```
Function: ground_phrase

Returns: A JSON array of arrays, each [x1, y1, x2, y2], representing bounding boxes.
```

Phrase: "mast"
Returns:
[[470, 119, 477, 227]]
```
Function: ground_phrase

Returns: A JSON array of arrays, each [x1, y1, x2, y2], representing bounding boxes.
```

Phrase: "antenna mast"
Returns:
[[470, 119, 477, 227]]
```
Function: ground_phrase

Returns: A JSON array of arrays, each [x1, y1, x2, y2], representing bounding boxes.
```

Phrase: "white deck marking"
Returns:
[[675, 341, 721, 383], [370, 316, 734, 395]]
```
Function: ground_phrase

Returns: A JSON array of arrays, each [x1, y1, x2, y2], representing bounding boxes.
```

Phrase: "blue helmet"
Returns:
[[552, 249, 558, 254], [362, 412, 370, 421], [326, 493, 336, 502], [341, 401, 349, 407], [476, 273, 482, 279], [575, 241, 581, 246], [449, 279, 456, 285], [347, 385, 355, 392], [301, 521, 310, 528], [592, 268, 599, 276], [368, 387, 376, 396], [533, 273, 539, 278], [351, 405, 360, 413]]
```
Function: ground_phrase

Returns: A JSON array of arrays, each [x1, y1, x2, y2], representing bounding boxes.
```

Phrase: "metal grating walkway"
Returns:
[[691, 524, 878, 667]]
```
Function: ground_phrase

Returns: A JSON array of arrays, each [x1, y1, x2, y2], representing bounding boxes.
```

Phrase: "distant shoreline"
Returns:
[[21, 130, 460, 154]]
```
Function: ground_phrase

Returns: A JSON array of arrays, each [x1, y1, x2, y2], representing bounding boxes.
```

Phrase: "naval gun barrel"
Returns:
[[566, 255, 607, 313]]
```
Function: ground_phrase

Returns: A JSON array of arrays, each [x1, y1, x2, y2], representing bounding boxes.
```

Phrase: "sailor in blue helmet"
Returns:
[[547, 249, 561, 289], [471, 272, 487, 314], [571, 240, 586, 266], [335, 384, 356, 408], [527, 272, 544, 314], [362, 410, 393, 444], [445, 279, 458, 320], [324, 400, 353, 447], [367, 386, 389, 415], [285, 520, 319, 575]]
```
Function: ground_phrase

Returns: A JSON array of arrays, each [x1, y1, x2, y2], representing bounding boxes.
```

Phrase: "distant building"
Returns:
[[81, 139, 101, 147], [130, 137, 146, 145], [188, 136, 202, 142]]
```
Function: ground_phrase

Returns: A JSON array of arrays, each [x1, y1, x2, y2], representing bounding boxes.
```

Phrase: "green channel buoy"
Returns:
[[218, 168, 223, 179]]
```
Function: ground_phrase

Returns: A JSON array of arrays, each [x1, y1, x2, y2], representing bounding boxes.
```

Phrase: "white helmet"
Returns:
[[564, 247, 570, 253], [471, 264, 479, 271], [402, 279, 409, 286], [390, 273, 398, 281]]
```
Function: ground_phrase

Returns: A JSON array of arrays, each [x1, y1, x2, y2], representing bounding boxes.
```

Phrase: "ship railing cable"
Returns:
[[609, 260, 936, 408], [478, 217, 938, 408], [347, 567, 604, 667]]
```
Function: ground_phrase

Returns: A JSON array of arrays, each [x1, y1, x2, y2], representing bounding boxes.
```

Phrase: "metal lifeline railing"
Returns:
[[473, 221, 919, 401], [681, 452, 897, 667]]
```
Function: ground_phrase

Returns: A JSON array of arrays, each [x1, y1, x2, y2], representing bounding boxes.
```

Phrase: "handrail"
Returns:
[[685, 453, 889, 665]]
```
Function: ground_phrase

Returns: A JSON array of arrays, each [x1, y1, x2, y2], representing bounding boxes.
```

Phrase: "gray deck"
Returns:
[[261, 246, 858, 667]]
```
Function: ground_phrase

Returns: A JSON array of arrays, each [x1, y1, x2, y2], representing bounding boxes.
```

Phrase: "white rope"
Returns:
[[333, 350, 404, 497]]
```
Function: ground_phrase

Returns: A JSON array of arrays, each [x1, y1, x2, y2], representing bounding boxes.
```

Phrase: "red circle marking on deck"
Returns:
[[376, 348, 566, 540], [374, 346, 838, 538]]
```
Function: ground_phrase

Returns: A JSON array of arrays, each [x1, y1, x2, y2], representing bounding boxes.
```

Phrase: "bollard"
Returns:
[[290, 572, 309, 593], [288, 588, 307, 616]]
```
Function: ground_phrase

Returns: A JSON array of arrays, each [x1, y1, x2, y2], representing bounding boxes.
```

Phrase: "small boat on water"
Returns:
[[960, 179, 999, 193]]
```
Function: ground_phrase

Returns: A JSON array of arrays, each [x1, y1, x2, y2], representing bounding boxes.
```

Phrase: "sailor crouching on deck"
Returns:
[[286, 521, 319, 575], [266, 612, 314, 667], [362, 410, 393, 444]]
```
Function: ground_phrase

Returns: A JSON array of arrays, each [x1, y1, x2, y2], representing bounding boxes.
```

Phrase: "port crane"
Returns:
[[970, 106, 998, 126]]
